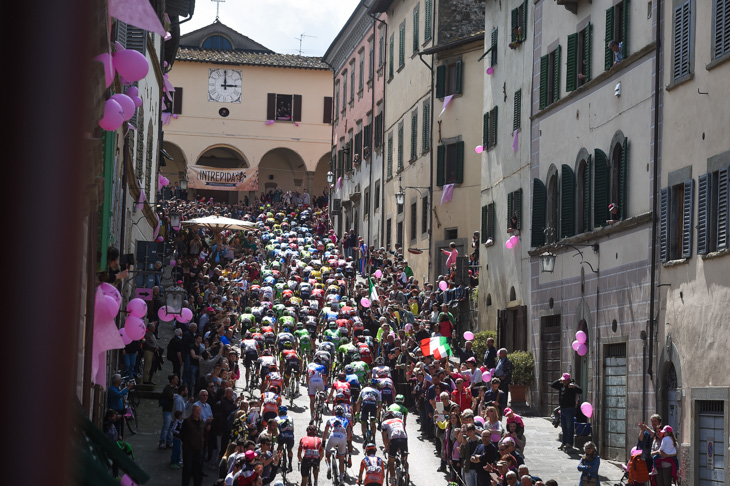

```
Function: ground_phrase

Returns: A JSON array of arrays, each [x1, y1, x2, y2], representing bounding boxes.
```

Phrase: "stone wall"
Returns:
[[438, 0, 485, 43]]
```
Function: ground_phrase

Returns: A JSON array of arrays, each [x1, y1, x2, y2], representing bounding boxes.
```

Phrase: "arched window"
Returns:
[[546, 168, 559, 243], [202, 35, 232, 50], [575, 155, 591, 234], [608, 131, 628, 221]]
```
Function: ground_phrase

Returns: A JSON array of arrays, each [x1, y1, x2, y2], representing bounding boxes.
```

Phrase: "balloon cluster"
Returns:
[[571, 330, 588, 356], [158, 174, 170, 191], [119, 298, 148, 343], [157, 306, 193, 324], [97, 42, 150, 131], [505, 235, 519, 249]]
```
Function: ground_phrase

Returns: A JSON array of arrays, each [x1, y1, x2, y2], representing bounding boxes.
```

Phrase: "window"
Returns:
[[481, 202, 496, 242], [346, 133, 353, 172], [436, 141, 464, 186], [513, 90, 521, 132], [576, 156, 592, 234], [560, 165, 576, 238], [483, 107, 498, 149], [162, 87, 183, 114], [660, 180, 694, 261], [202, 35, 232, 50], [424, 0, 433, 42], [410, 202, 417, 242], [363, 114, 372, 159], [374, 108, 383, 148], [374, 180, 381, 211], [422, 100, 430, 152], [359, 51, 365, 93], [364, 187, 370, 219], [712, 0, 730, 59], [511, 0, 528, 44], [671, 1, 693, 81], [355, 122, 363, 162], [444, 228, 458, 240], [334, 81, 340, 118], [266, 93, 302, 122], [386, 218, 392, 249], [397, 221, 404, 248], [399, 22, 406, 68], [337, 140, 345, 178], [567, 23, 592, 92], [379, 27, 385, 68], [389, 34, 395, 79], [413, 5, 420, 54], [507, 189, 522, 232], [350, 60, 356, 102], [422, 196, 429, 234], [435, 61, 463, 98], [342, 71, 348, 113], [397, 121, 404, 170], [539, 46, 561, 110], [531, 179, 547, 247], [410, 110, 418, 161], [490, 28, 498, 67], [323, 96, 332, 124], [697, 166, 730, 254], [605, 1, 630, 71], [387, 132, 393, 178], [546, 171, 559, 243], [609, 138, 629, 221], [593, 149, 610, 227], [368, 37, 375, 80]]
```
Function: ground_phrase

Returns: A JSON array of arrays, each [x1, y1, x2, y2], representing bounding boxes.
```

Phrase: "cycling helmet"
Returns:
[[340, 337, 349, 345], [328, 321, 337, 329], [283, 341, 293, 349], [362, 329, 371, 336], [395, 394, 405, 404], [334, 405, 345, 416], [365, 443, 377, 455], [296, 322, 304, 329], [371, 379, 379, 387], [245, 307, 252, 313], [278, 405, 288, 414], [375, 357, 385, 365], [382, 410, 395, 420], [306, 424, 318, 436], [338, 371, 346, 380], [282, 326, 291, 333], [344, 365, 354, 374]]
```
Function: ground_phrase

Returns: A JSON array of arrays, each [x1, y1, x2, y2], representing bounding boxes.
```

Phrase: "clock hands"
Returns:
[[220, 71, 240, 90]]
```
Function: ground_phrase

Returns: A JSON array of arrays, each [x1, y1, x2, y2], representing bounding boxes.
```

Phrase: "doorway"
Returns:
[[497, 306, 527, 353], [603, 342, 627, 462], [540, 314, 561, 416]]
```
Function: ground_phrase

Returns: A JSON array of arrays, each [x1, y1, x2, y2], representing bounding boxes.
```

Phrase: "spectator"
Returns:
[[181, 404, 205, 486], [493, 348, 513, 395], [483, 337, 497, 369], [142, 322, 160, 384], [609, 40, 623, 65], [159, 373, 179, 449], [577, 441, 600, 486], [551, 372, 582, 452]]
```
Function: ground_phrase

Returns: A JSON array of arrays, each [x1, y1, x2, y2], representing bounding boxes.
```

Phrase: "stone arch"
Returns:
[[574, 148, 591, 233], [258, 147, 307, 195], [193, 144, 250, 204], [658, 334, 684, 438], [546, 164, 560, 243], [310, 152, 331, 197], [608, 130, 627, 216]]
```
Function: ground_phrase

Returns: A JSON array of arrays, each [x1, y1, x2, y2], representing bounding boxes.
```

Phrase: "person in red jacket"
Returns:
[[451, 377, 473, 411], [298, 424, 324, 486]]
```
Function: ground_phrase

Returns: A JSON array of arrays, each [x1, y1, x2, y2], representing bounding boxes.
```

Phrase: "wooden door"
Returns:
[[540, 315, 561, 416]]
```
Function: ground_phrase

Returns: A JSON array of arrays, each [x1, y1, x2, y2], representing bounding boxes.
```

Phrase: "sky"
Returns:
[[181, 0, 363, 57]]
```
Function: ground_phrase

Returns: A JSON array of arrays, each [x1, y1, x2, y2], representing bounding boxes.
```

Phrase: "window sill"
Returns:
[[706, 52, 730, 71], [409, 156, 417, 164], [397, 64, 405, 73], [701, 247, 730, 260], [663, 258, 689, 267], [422, 38, 432, 47], [411, 52, 419, 59], [665, 72, 694, 92], [422, 148, 430, 155], [483, 239, 494, 248]]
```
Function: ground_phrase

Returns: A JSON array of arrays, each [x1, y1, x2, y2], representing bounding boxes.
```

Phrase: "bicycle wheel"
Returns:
[[128, 388, 141, 407], [332, 458, 339, 486], [281, 450, 287, 481], [289, 378, 295, 408], [125, 406, 139, 435]]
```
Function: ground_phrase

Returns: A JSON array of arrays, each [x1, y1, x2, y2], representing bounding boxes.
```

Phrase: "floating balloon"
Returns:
[[158, 306, 173, 322], [475, 145, 484, 154], [111, 93, 136, 121], [169, 259, 177, 267], [464, 331, 474, 341], [124, 315, 146, 340], [99, 283, 122, 317], [482, 371, 492, 382], [156, 236, 164, 242], [572, 340, 581, 351], [580, 402, 593, 418], [178, 307, 193, 324], [374, 269, 382, 279], [126, 298, 148, 319], [576, 330, 587, 344], [119, 328, 133, 345], [486, 67, 495, 75], [99, 98, 124, 131], [577, 343, 588, 356], [505, 238, 515, 249], [439, 281, 448, 291], [361, 298, 371, 308], [114, 48, 149, 82], [474, 416, 485, 426]]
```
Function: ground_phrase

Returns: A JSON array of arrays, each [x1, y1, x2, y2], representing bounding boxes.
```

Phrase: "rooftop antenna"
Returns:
[[295, 33, 317, 55], [211, 0, 225, 22]]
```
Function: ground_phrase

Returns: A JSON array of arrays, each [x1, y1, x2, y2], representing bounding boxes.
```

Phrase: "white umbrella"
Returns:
[[181, 215, 258, 232]]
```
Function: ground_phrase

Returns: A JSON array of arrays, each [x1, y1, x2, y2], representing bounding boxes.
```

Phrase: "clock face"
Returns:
[[208, 68, 242, 103]]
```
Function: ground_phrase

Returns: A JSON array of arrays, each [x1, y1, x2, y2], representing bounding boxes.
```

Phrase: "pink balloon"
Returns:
[[475, 145, 484, 154], [99, 283, 122, 316], [179, 307, 194, 324], [158, 306, 173, 322], [464, 331, 474, 341], [114, 48, 149, 82], [124, 315, 146, 340], [474, 416, 485, 425], [439, 281, 448, 291], [576, 330, 587, 344], [505, 238, 515, 249], [99, 99, 124, 131], [509, 235, 519, 247], [169, 259, 177, 267], [119, 328, 133, 345], [132, 95, 143, 108], [572, 340, 581, 351], [486, 67, 495, 75], [577, 343, 588, 356], [126, 298, 148, 318], [482, 371, 492, 382], [111, 93, 136, 121], [374, 269, 382, 279], [156, 236, 164, 242], [360, 298, 371, 308], [126, 86, 139, 98], [94, 53, 115, 88], [580, 402, 593, 418]]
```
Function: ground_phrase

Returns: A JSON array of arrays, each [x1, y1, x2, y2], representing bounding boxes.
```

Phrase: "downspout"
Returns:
[[417, 50, 434, 282]]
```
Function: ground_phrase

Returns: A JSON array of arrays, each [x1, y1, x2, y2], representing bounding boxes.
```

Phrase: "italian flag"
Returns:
[[369, 278, 379, 302], [421, 337, 453, 360]]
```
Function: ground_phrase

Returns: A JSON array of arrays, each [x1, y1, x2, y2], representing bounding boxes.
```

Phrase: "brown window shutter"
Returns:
[[323, 96, 333, 124], [173, 87, 183, 114], [293, 95, 303, 122], [266, 93, 276, 120]]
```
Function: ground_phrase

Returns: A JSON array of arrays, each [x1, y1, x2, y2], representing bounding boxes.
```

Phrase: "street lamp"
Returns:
[[540, 252, 556, 273], [169, 211, 181, 228], [327, 171, 335, 185], [164, 285, 186, 315], [180, 178, 188, 190]]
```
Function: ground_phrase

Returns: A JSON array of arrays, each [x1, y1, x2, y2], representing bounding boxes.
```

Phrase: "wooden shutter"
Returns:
[[355, 131, 363, 158], [489, 106, 498, 148], [660, 187, 670, 262], [553, 45, 561, 102], [292, 95, 302, 122], [115, 21, 128, 48], [622, 0, 630, 58], [718, 166, 730, 249], [561, 164, 576, 238], [567, 33, 578, 92], [411, 112, 418, 159], [697, 173, 711, 255], [514, 188, 522, 229], [387, 134, 393, 177], [483, 112, 489, 147], [673, 1, 691, 80], [594, 149, 610, 227], [523, 0, 529, 37], [267, 93, 276, 120], [455, 60, 463, 95], [715, 0, 730, 58], [490, 203, 496, 238], [619, 137, 629, 219], [455, 141, 465, 184], [422, 102, 430, 151], [539, 55, 549, 110], [681, 179, 694, 258], [436, 64, 446, 98], [126, 26, 147, 54], [413, 6, 419, 53], [605, 6, 615, 71], [425, 0, 432, 41], [491, 28, 498, 66], [397, 123, 404, 169], [436, 145, 445, 186], [511, 8, 519, 42], [508, 191, 514, 229], [532, 179, 547, 247], [513, 89, 522, 132], [584, 154, 592, 231], [323, 96, 332, 124], [399, 24, 405, 66], [585, 22, 593, 82], [481, 205, 489, 242], [389, 36, 394, 78], [172, 87, 183, 114]]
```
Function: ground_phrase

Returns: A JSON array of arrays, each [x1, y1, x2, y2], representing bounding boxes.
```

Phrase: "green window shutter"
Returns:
[[436, 145, 445, 186], [660, 187, 670, 262], [622, 0, 630, 58], [553, 45, 561, 101], [511, 8, 518, 42], [507, 191, 514, 229], [490, 203, 496, 238], [346, 142, 352, 172], [619, 138, 629, 219], [605, 6, 615, 71], [387, 134, 393, 177], [594, 149, 610, 227], [397, 124, 404, 169], [491, 28, 498, 66], [682, 179, 694, 258], [482, 205, 488, 242], [399, 25, 405, 67], [436, 65, 446, 98], [411, 112, 418, 159], [422, 102, 430, 151], [513, 89, 521, 132], [490, 106, 498, 147], [585, 22, 593, 82], [389, 36, 394, 78], [455, 60, 463, 94], [424, 0, 432, 41], [717, 167, 730, 250], [566, 33, 578, 92], [539, 55, 548, 110], [697, 173, 711, 255], [532, 179, 547, 247], [483, 112, 489, 147], [413, 7, 419, 54], [584, 154, 592, 231], [523, 0, 529, 37], [455, 141, 464, 184], [514, 188, 522, 229], [561, 164, 576, 238]]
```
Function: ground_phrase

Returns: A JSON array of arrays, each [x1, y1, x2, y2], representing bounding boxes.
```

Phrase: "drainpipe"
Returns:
[[418, 50, 434, 282]]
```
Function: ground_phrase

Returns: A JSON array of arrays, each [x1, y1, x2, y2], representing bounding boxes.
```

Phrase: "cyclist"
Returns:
[[381, 410, 409, 485], [351, 316, 365, 338], [241, 332, 260, 388], [388, 395, 409, 427], [372, 357, 392, 379], [327, 371, 352, 405], [357, 339, 373, 365], [313, 345, 333, 379], [295, 322, 312, 360], [276, 405, 295, 473], [357, 443, 385, 486], [261, 386, 281, 423], [305, 316, 319, 338], [375, 373, 396, 408], [298, 424, 324, 486], [258, 350, 277, 391], [344, 364, 362, 414], [281, 343, 301, 395], [337, 337, 359, 365], [324, 321, 341, 347], [307, 356, 327, 420], [263, 363, 283, 395], [323, 405, 353, 483], [357, 379, 382, 444]]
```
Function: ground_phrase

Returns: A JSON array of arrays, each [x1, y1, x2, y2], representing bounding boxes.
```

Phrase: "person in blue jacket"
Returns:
[[577, 441, 600, 486]]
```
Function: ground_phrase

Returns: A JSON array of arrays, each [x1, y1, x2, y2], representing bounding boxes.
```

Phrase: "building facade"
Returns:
[[164, 22, 333, 204], [657, 0, 730, 483], [324, 6, 386, 249], [527, 0, 660, 463]]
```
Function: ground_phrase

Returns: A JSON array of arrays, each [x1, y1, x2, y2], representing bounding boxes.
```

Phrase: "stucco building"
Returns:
[[163, 21, 333, 204]]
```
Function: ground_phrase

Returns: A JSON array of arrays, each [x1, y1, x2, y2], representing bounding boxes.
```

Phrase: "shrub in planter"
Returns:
[[508, 350, 535, 385]]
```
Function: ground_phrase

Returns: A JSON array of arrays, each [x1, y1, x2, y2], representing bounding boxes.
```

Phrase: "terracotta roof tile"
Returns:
[[176, 47, 330, 70]]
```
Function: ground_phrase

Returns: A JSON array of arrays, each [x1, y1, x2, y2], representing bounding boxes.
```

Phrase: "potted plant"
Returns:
[[507, 350, 535, 403]]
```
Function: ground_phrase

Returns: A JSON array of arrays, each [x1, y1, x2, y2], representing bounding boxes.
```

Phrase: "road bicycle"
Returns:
[[298, 461, 316, 486], [383, 447, 409, 486], [313, 390, 327, 431], [119, 373, 140, 407], [286, 370, 298, 408], [121, 394, 138, 435], [248, 365, 260, 397]]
